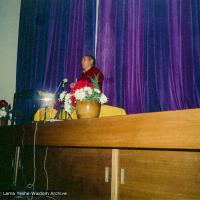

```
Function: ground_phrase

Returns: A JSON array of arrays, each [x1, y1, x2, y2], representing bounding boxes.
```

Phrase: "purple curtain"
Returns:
[[43, 0, 94, 90], [17, 0, 200, 114], [96, 0, 200, 114], [17, 0, 96, 92]]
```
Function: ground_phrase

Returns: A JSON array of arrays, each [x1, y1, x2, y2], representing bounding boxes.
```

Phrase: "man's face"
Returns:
[[81, 56, 93, 70]]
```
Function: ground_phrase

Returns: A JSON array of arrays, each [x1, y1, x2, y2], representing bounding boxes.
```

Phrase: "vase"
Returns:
[[0, 119, 8, 126], [76, 100, 101, 119]]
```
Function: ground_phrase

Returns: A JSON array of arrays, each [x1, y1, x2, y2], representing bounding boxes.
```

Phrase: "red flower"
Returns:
[[70, 80, 94, 94], [0, 100, 9, 109], [71, 95, 76, 107], [87, 82, 94, 89]]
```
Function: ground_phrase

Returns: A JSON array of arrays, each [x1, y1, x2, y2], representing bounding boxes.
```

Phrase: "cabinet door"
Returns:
[[0, 145, 15, 190], [119, 150, 200, 200], [20, 147, 112, 200]]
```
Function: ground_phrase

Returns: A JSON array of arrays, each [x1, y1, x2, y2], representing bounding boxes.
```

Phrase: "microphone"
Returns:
[[54, 78, 68, 118], [62, 78, 68, 88], [55, 78, 68, 95], [63, 78, 68, 83]]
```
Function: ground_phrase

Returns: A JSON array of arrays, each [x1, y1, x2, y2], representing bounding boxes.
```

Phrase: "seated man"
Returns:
[[71, 55, 104, 91]]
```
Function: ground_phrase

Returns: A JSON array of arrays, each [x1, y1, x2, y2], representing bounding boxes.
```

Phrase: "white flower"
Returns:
[[62, 93, 73, 114], [1, 107, 5, 111], [74, 89, 86, 100], [9, 113, 12, 119], [84, 87, 93, 95], [0, 110, 7, 117], [99, 93, 108, 104], [59, 91, 66, 101], [65, 93, 71, 101], [94, 88, 101, 94], [64, 101, 72, 114]]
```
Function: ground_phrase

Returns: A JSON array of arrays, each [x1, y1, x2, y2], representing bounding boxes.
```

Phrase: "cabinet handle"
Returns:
[[105, 167, 109, 182], [120, 168, 125, 184]]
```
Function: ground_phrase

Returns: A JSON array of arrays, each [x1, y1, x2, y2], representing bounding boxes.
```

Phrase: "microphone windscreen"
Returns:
[[63, 78, 68, 83]]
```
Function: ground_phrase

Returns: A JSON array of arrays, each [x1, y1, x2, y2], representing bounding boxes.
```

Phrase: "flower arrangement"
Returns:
[[0, 100, 11, 120], [59, 76, 108, 115]]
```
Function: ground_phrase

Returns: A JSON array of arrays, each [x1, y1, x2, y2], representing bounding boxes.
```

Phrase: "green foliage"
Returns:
[[83, 74, 101, 102], [86, 90, 100, 101], [90, 74, 100, 90]]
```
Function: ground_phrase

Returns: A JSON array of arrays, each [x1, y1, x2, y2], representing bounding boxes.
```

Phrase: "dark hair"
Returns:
[[83, 55, 96, 66]]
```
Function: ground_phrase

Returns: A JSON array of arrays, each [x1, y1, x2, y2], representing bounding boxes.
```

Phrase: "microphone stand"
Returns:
[[54, 79, 68, 120]]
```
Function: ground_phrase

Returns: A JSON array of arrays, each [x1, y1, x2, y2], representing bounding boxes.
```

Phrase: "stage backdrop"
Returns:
[[16, 0, 96, 91], [17, 0, 200, 114]]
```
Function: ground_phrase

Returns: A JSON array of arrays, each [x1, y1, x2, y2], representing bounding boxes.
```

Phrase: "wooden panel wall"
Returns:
[[19, 147, 112, 200], [119, 150, 200, 200]]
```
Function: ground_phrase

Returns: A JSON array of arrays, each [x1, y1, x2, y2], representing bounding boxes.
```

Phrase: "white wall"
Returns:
[[0, 0, 21, 104]]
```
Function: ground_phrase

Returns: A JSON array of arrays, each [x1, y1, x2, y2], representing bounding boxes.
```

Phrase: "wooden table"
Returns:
[[1, 108, 200, 200]]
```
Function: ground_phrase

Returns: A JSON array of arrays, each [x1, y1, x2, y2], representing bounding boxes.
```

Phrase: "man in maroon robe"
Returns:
[[55, 55, 104, 111], [71, 55, 104, 91]]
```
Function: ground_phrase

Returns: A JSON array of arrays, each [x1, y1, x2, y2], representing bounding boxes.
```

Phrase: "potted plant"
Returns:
[[0, 100, 11, 126], [59, 76, 108, 119]]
